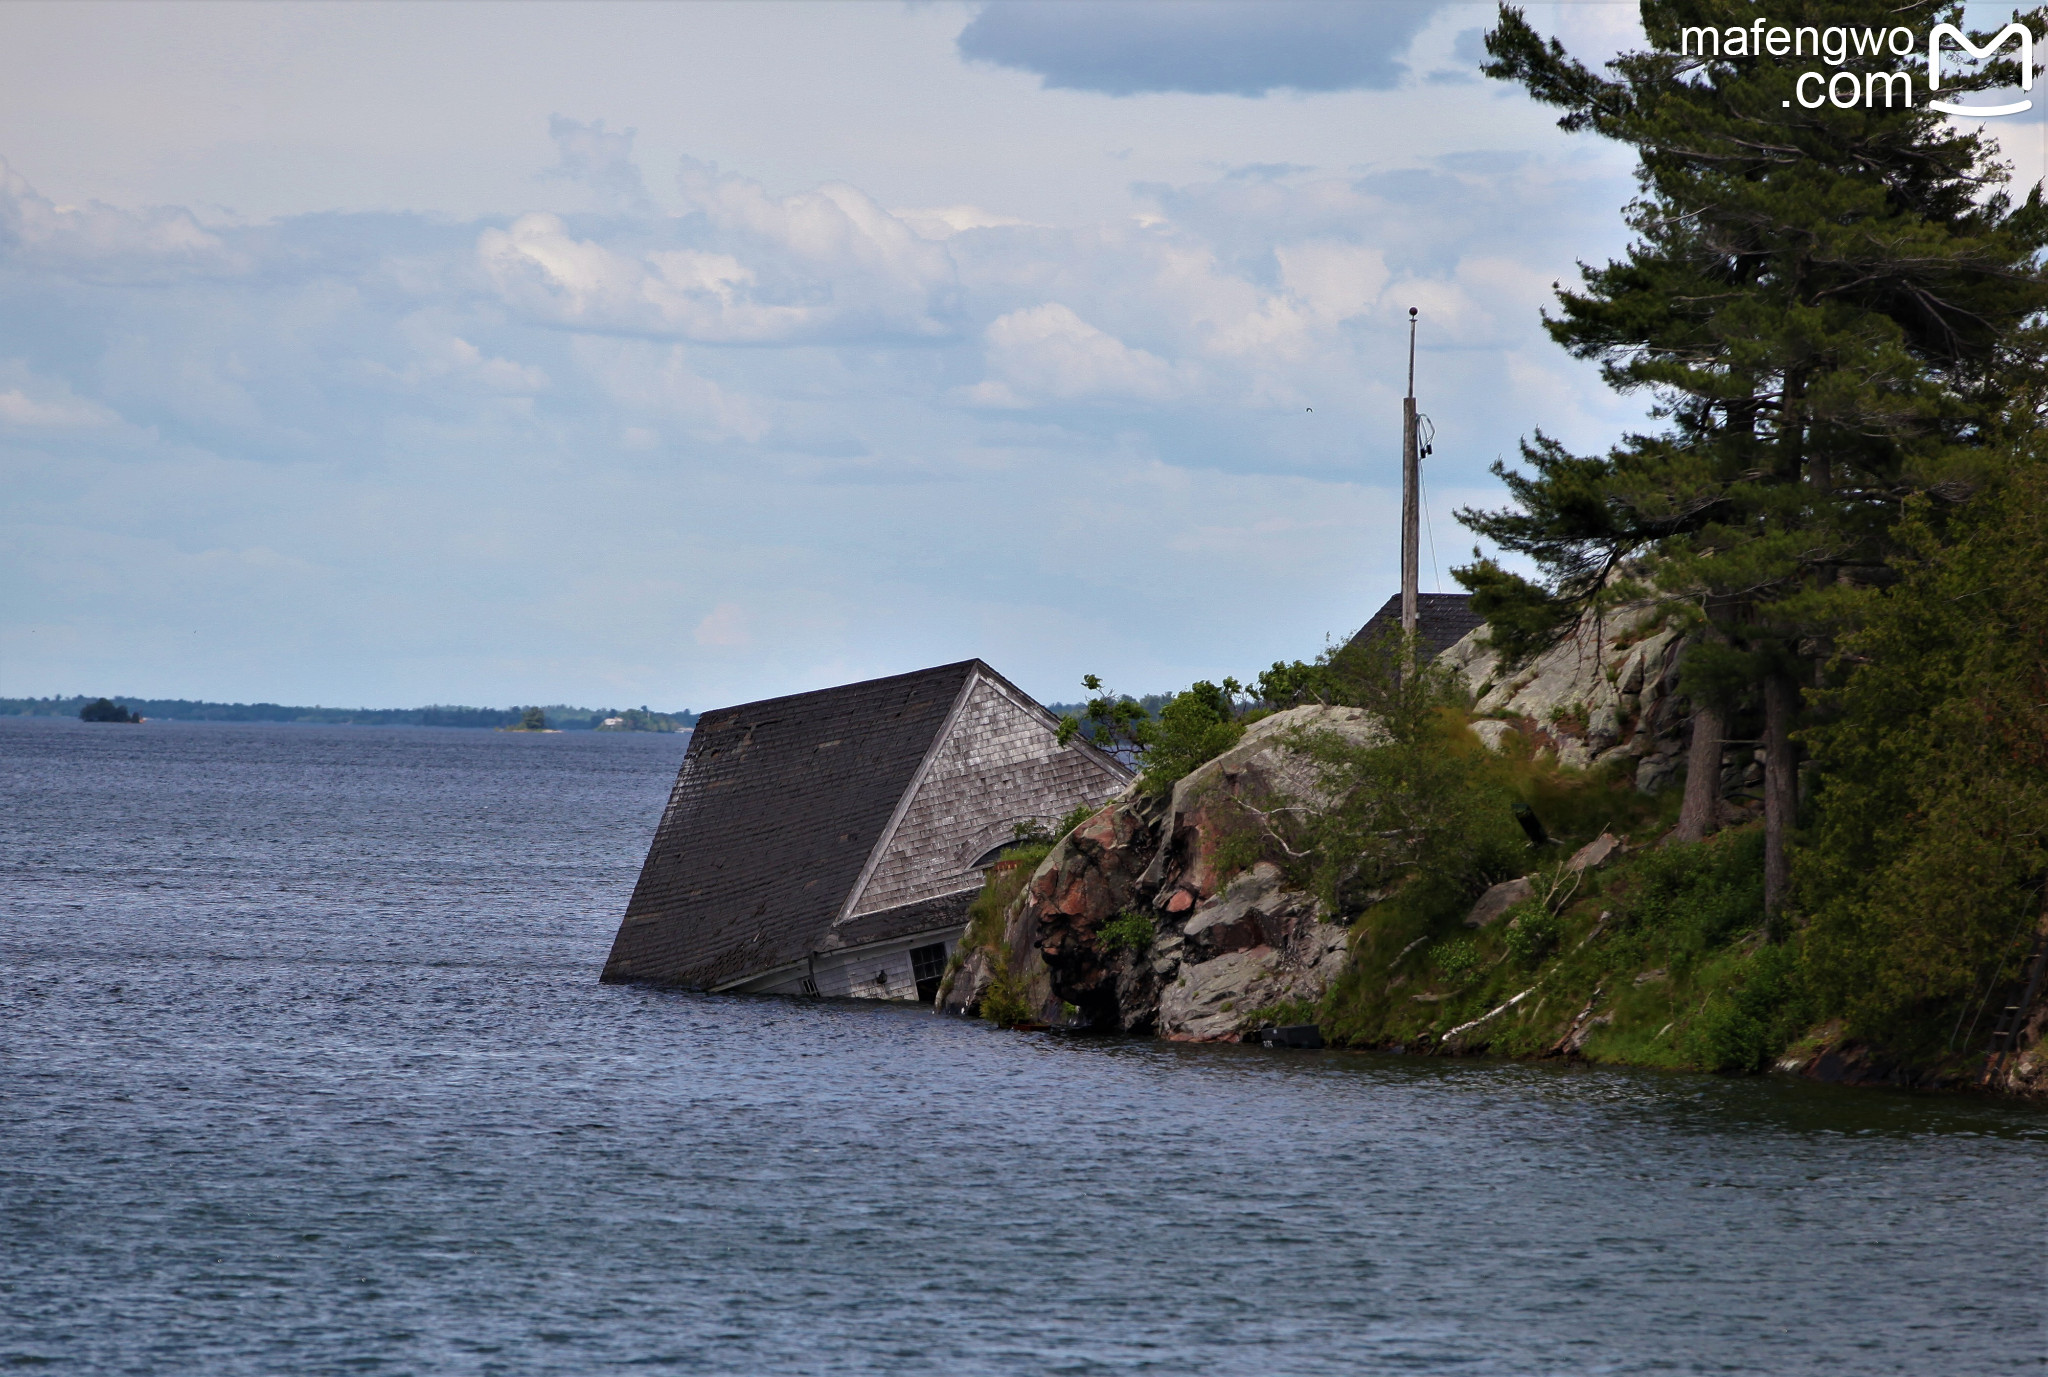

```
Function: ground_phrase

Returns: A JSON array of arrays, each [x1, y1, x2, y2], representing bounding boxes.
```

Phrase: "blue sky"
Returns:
[[1, 1, 2036, 712]]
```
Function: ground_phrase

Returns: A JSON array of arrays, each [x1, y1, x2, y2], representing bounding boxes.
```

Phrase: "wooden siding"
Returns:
[[844, 671, 1127, 920]]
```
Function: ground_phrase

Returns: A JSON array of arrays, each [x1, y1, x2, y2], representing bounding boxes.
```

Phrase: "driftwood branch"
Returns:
[[1443, 984, 1540, 1045]]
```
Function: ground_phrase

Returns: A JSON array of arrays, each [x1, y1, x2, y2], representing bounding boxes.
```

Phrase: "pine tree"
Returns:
[[1463, 0, 2048, 915], [1801, 456, 2048, 1037]]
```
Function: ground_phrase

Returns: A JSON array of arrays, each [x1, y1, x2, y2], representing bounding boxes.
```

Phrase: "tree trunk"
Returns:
[[1673, 699, 1725, 845], [1762, 672, 1799, 930]]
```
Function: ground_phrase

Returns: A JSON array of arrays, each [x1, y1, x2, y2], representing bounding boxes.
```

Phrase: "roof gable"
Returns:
[[839, 666, 1130, 925]]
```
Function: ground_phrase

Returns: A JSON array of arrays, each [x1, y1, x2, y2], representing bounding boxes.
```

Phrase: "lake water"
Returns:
[[4, 717, 2044, 1375]]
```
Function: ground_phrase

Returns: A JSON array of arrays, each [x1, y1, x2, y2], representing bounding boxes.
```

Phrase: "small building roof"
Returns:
[[1345, 592, 1483, 663]]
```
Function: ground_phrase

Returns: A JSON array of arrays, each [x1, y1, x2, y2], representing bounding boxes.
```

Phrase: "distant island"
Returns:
[[4, 696, 695, 732]]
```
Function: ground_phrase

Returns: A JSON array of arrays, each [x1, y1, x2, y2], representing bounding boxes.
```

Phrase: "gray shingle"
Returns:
[[1346, 592, 1483, 663], [601, 662, 977, 989]]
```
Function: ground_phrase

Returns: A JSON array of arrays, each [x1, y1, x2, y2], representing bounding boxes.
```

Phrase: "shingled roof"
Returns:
[[1345, 592, 1484, 663], [601, 660, 1128, 992]]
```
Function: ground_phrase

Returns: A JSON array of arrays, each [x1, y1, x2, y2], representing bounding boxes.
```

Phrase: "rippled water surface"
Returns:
[[4, 717, 2044, 1375]]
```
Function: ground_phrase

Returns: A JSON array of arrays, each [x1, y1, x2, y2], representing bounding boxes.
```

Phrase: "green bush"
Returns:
[[1618, 829, 1766, 965], [1678, 942, 1810, 1073], [1140, 682, 1246, 795], [977, 965, 1036, 1026], [957, 843, 1050, 963], [1503, 907, 1562, 967], [1431, 937, 1479, 983], [1098, 911, 1153, 954]]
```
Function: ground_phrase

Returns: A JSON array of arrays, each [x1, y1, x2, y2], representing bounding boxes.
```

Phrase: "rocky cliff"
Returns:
[[937, 705, 1371, 1039], [938, 605, 1725, 1041], [940, 605, 2048, 1096], [1444, 600, 1762, 818]]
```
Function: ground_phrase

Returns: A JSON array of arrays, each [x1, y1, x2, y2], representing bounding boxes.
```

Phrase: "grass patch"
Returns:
[[1316, 821, 1824, 1074]]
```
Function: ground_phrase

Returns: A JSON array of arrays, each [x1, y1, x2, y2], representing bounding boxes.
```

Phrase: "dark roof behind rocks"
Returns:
[[1345, 592, 1483, 663]]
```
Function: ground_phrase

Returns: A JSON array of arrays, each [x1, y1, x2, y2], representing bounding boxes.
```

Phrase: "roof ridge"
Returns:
[[695, 659, 981, 722]]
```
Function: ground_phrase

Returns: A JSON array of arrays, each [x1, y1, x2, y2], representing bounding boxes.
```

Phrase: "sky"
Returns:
[[1, 0, 2038, 713]]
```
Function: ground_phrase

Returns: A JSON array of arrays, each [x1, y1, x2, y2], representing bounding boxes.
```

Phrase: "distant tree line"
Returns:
[[3, 696, 696, 731]]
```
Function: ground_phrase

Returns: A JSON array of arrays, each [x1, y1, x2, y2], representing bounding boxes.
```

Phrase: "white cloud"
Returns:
[[0, 381, 117, 429], [0, 121, 1644, 708], [573, 337, 769, 443], [1276, 240, 1390, 324], [476, 159, 963, 345], [967, 302, 1185, 407], [541, 115, 649, 209], [368, 323, 549, 395], [0, 157, 237, 280], [893, 205, 1031, 240]]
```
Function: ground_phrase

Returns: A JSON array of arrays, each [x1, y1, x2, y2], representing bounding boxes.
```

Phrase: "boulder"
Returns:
[[1566, 832, 1626, 873], [1469, 719, 1520, 752], [1440, 601, 1690, 788], [989, 704, 1370, 1040], [1464, 875, 1533, 929]]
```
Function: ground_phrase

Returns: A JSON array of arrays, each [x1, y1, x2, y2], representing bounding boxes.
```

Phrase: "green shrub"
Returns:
[[958, 842, 1050, 962], [1617, 829, 1766, 964], [1503, 907, 1563, 967], [1140, 682, 1247, 795], [977, 965, 1036, 1026], [1098, 911, 1154, 954], [1431, 937, 1479, 983], [1678, 942, 1810, 1073]]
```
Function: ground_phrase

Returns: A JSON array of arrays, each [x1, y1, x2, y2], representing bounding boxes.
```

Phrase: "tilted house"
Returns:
[[601, 660, 1131, 1002]]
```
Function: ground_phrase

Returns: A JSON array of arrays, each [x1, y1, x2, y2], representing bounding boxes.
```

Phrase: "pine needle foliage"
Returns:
[[1800, 461, 2048, 1038], [1463, 0, 2048, 912]]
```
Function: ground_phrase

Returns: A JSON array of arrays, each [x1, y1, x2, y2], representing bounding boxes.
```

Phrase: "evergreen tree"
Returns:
[[1801, 455, 2048, 1039], [1464, 0, 2048, 914]]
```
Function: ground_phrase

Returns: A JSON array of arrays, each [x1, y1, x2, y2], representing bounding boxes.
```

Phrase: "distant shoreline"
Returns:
[[1, 696, 696, 732]]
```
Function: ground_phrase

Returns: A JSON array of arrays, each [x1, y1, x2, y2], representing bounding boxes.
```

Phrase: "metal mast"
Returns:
[[1400, 307, 1419, 644]]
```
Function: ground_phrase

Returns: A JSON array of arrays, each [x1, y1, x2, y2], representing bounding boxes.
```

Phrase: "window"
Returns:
[[910, 942, 949, 1004]]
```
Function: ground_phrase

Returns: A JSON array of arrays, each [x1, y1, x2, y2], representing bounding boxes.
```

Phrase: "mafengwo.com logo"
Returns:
[[1676, 19, 2036, 115]]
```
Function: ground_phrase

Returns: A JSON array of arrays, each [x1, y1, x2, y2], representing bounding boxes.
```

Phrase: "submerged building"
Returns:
[[601, 660, 1130, 1002]]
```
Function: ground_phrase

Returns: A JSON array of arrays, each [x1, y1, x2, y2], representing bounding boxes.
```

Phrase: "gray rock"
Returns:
[[1183, 866, 1285, 960], [1465, 875, 1534, 928], [1469, 719, 1521, 752], [1565, 832, 1625, 873]]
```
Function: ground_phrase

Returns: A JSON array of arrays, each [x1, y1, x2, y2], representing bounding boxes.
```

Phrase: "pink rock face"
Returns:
[[1003, 706, 1370, 1037], [1074, 809, 1119, 850]]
